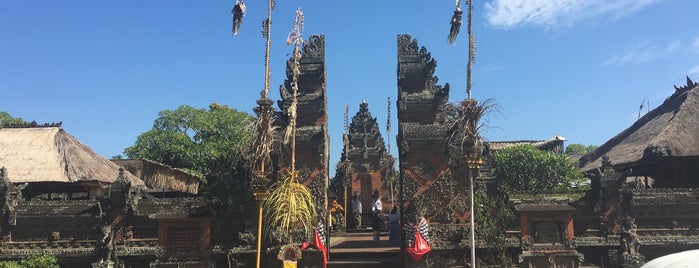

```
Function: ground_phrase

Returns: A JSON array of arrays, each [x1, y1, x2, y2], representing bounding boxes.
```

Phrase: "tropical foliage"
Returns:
[[494, 144, 586, 194], [0, 112, 26, 127], [565, 143, 598, 155]]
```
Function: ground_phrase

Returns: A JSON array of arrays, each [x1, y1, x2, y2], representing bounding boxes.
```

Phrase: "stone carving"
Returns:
[[620, 217, 641, 255], [619, 217, 644, 266], [301, 35, 325, 62], [97, 224, 115, 265]]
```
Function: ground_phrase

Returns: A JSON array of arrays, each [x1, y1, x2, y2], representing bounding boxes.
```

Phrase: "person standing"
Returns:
[[351, 193, 362, 229], [371, 193, 383, 243], [388, 206, 400, 245]]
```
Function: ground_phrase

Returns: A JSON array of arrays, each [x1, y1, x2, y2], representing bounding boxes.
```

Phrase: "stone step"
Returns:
[[329, 251, 402, 268], [327, 258, 402, 268], [328, 233, 402, 268]]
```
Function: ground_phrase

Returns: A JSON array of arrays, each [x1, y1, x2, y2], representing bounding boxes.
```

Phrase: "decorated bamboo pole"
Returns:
[[387, 97, 394, 206], [343, 105, 349, 230], [263, 0, 272, 97], [449, 0, 478, 266], [239, 0, 276, 266]]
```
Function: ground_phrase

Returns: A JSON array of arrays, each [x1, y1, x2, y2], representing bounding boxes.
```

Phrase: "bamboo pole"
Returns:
[[470, 168, 475, 268], [256, 196, 264, 268], [255, 0, 273, 266]]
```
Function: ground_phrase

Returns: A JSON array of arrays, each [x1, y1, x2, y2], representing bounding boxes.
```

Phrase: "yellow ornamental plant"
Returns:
[[263, 169, 317, 244]]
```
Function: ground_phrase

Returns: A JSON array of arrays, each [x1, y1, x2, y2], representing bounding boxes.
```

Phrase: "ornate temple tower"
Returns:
[[396, 34, 465, 224], [277, 34, 330, 209], [343, 101, 393, 218]]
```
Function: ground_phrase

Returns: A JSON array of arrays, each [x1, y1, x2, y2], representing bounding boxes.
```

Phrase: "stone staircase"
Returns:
[[327, 231, 402, 268]]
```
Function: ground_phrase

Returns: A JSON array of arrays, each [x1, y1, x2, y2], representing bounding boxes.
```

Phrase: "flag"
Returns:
[[313, 228, 327, 268], [313, 220, 327, 268]]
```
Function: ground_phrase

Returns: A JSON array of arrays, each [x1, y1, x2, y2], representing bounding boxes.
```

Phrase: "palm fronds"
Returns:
[[447, 98, 499, 154], [263, 170, 317, 243]]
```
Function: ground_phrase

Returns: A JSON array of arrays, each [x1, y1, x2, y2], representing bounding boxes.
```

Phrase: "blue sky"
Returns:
[[2, 0, 698, 175]]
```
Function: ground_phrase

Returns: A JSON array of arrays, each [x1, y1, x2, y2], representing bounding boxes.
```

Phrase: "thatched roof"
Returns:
[[488, 135, 566, 151], [0, 127, 142, 185], [112, 159, 201, 195], [579, 79, 699, 172]]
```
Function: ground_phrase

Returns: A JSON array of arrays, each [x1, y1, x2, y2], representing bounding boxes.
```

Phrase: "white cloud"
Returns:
[[689, 65, 699, 76], [602, 39, 681, 66], [693, 36, 699, 53], [478, 63, 501, 72], [484, 0, 666, 29]]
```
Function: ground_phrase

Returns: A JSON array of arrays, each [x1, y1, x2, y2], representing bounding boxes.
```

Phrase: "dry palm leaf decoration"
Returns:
[[448, 0, 463, 45], [263, 170, 317, 243], [251, 97, 276, 178], [232, 0, 246, 35]]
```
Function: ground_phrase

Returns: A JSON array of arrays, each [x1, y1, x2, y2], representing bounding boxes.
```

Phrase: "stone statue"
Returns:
[[620, 217, 641, 256], [618, 216, 645, 266], [100, 224, 114, 263]]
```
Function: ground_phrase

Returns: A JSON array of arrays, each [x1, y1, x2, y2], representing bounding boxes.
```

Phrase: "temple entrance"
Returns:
[[360, 174, 373, 212]]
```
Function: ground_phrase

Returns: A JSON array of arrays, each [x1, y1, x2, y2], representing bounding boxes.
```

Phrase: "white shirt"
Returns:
[[372, 199, 382, 212]]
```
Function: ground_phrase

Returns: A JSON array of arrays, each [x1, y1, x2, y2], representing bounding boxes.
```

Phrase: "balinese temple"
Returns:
[[276, 34, 330, 210], [340, 101, 394, 228], [3, 30, 698, 268]]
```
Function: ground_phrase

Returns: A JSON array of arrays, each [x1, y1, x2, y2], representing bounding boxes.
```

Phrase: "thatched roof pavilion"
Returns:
[[0, 126, 143, 196], [113, 159, 201, 195], [579, 78, 699, 187]]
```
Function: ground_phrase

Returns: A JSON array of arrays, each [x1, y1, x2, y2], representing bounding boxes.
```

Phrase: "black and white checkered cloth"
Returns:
[[315, 220, 326, 247], [405, 217, 430, 246]]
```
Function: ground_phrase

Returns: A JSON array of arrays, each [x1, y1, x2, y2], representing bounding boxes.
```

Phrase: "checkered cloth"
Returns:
[[405, 217, 430, 246], [315, 220, 326, 247]]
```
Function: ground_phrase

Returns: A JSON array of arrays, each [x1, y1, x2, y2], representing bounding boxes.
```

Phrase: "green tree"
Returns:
[[586, 145, 599, 153], [565, 143, 598, 155], [0, 112, 26, 127], [124, 103, 253, 176], [0, 254, 59, 268], [494, 145, 585, 194]]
